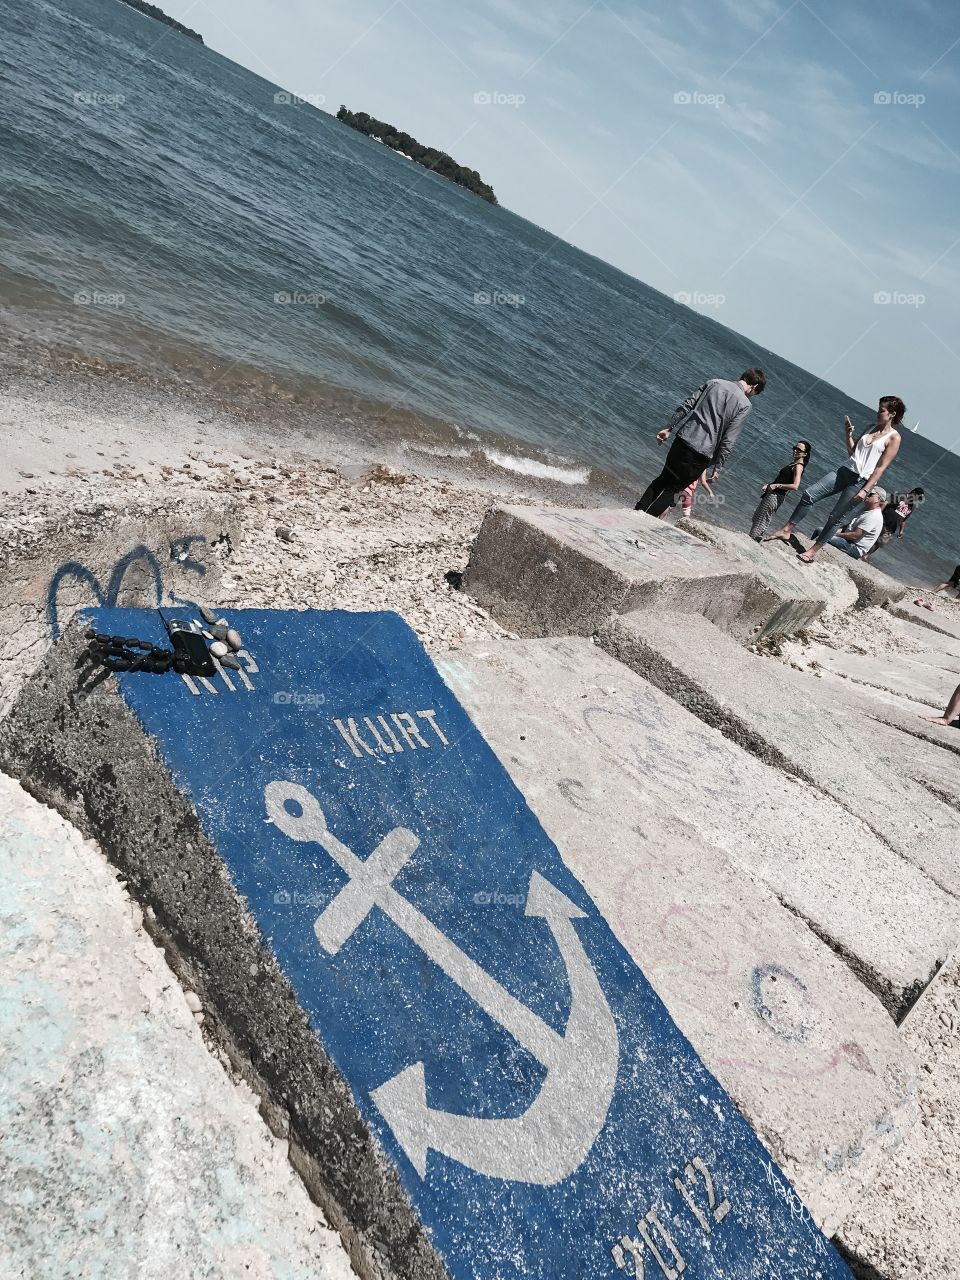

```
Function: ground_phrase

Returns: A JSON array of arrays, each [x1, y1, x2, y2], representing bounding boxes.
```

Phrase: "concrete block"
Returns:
[[836, 951, 960, 1278], [886, 610, 960, 663], [590, 613, 960, 1016], [682, 522, 906, 613], [811, 669, 960, 766], [438, 639, 917, 1234], [796, 647, 955, 714], [818, 549, 908, 609], [898, 643, 960, 681], [679, 520, 849, 633], [0, 483, 240, 718], [462, 505, 781, 640], [0, 773, 355, 1280], [601, 610, 960, 912], [890, 599, 960, 643], [0, 608, 855, 1280]]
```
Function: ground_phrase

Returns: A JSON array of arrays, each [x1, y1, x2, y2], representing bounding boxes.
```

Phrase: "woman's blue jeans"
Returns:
[[786, 465, 866, 545]]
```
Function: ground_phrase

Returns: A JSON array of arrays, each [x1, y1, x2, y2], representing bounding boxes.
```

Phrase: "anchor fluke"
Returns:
[[371, 1062, 430, 1177], [525, 870, 586, 922]]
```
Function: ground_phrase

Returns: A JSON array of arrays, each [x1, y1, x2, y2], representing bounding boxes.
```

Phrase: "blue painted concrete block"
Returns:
[[80, 606, 851, 1280]]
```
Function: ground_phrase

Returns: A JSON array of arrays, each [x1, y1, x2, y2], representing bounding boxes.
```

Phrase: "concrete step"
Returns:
[[462, 504, 821, 642], [679, 519, 856, 621], [587, 617, 958, 1017], [819, 547, 909, 609], [835, 951, 960, 1278], [795, 646, 955, 712], [0, 772, 355, 1280], [680, 520, 906, 613], [439, 638, 918, 1235], [886, 610, 960, 662], [890, 600, 960, 643], [601, 610, 960, 919], [812, 668, 960, 764]]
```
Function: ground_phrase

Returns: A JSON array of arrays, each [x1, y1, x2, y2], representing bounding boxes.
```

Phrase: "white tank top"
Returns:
[[851, 429, 896, 477]]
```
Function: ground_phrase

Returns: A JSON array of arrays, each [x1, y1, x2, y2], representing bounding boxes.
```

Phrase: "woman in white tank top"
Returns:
[[765, 396, 904, 560], [850, 426, 896, 478]]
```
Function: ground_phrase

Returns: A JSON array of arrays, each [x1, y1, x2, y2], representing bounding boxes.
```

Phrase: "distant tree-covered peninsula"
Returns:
[[116, 0, 204, 42], [337, 106, 497, 204]]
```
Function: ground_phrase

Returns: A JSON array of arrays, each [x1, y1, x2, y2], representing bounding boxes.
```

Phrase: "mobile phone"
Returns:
[[166, 620, 216, 677]]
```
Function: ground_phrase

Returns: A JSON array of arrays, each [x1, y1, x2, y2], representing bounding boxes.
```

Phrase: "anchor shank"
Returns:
[[377, 882, 563, 1068]]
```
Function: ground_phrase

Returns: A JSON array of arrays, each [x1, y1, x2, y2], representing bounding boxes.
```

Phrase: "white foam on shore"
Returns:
[[482, 447, 590, 485], [452, 423, 481, 442]]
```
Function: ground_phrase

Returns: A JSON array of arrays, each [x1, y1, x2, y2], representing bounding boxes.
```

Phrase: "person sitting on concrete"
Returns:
[[865, 487, 924, 560], [765, 397, 904, 560], [635, 368, 766, 518], [921, 682, 960, 727], [932, 565, 960, 597], [805, 488, 886, 561], [749, 440, 811, 540]]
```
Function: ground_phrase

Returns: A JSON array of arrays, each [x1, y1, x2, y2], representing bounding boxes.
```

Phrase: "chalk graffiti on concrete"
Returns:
[[47, 537, 209, 640]]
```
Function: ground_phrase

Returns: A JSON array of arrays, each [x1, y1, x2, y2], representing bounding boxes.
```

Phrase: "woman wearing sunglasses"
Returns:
[[749, 441, 812, 540]]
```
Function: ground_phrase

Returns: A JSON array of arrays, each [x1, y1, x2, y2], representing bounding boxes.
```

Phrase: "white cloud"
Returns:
[[718, 100, 777, 142], [468, 42, 533, 75], [717, 0, 785, 34]]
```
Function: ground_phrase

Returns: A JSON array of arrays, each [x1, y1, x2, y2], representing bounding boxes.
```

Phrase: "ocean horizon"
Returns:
[[2, 0, 958, 583]]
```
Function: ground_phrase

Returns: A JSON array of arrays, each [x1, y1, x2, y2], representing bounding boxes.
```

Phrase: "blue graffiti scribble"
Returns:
[[48, 545, 167, 640], [751, 963, 810, 1044]]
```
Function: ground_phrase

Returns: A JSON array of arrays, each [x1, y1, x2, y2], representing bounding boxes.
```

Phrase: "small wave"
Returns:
[[404, 442, 473, 460], [451, 423, 481, 442], [482, 447, 590, 484]]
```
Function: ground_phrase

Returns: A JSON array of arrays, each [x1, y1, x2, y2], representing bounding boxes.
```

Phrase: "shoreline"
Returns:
[[0, 329, 631, 508], [3, 335, 956, 664], [1, 330, 947, 594]]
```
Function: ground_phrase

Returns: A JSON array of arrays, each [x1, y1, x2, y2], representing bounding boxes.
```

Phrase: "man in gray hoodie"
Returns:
[[635, 368, 766, 518]]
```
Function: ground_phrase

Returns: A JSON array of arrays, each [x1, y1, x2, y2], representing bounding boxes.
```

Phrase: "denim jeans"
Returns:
[[786, 465, 866, 545], [823, 534, 863, 558]]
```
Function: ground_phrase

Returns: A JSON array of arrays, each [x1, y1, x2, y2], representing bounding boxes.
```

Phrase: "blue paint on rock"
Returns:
[[84, 606, 852, 1280]]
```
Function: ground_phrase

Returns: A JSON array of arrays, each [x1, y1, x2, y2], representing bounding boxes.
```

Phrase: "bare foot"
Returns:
[[797, 550, 817, 563], [764, 529, 793, 542], [921, 715, 952, 725]]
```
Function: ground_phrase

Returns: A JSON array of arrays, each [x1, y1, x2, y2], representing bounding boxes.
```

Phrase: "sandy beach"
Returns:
[[0, 336, 617, 658]]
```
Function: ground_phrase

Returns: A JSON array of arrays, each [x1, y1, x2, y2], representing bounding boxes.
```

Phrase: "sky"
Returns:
[[159, 0, 960, 452]]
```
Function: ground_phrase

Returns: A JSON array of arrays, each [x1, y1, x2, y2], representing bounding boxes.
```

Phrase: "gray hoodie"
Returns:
[[664, 378, 752, 473]]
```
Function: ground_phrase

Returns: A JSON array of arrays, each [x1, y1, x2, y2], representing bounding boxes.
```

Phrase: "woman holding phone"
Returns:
[[765, 397, 904, 561]]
